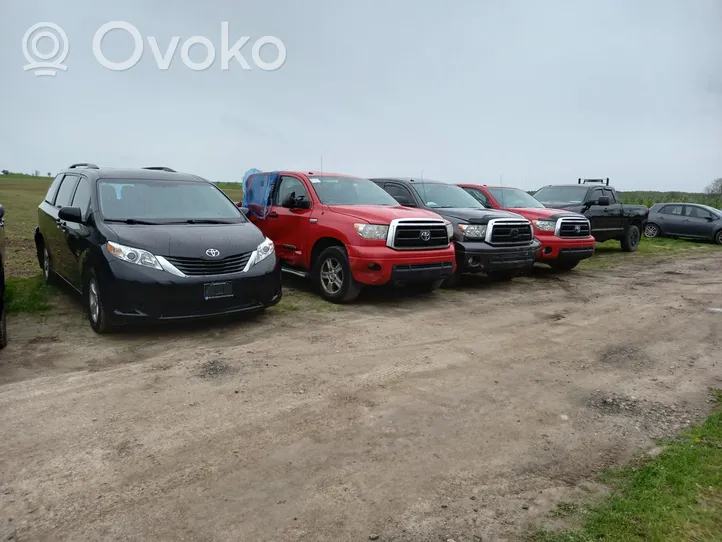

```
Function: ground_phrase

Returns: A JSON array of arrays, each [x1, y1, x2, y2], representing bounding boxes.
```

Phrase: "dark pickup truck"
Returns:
[[533, 178, 648, 252], [371, 177, 541, 286]]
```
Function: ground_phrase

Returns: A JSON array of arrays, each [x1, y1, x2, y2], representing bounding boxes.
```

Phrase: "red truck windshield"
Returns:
[[309, 176, 399, 206], [488, 187, 545, 209]]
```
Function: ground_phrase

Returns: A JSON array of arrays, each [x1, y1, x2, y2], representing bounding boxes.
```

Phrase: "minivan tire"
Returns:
[[312, 246, 361, 303], [86, 268, 112, 333]]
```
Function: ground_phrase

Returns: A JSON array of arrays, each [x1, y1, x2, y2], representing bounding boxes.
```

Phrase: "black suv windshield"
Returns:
[[98, 179, 243, 222], [412, 183, 483, 209], [310, 176, 399, 206], [488, 187, 545, 209], [534, 186, 589, 204]]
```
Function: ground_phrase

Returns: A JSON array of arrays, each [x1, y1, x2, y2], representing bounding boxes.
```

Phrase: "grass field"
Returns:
[[2, 174, 722, 310], [529, 391, 722, 541]]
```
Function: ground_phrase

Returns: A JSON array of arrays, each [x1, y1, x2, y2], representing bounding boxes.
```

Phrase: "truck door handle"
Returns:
[[267, 212, 278, 218]]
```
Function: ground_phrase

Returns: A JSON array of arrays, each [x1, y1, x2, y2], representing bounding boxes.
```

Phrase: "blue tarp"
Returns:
[[242, 170, 279, 219]]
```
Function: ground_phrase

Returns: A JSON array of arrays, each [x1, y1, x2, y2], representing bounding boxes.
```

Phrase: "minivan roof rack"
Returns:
[[68, 162, 99, 169], [578, 177, 609, 186], [142, 166, 176, 172]]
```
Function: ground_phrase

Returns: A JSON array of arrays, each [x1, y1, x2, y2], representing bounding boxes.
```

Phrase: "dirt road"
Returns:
[[1, 255, 721, 541]]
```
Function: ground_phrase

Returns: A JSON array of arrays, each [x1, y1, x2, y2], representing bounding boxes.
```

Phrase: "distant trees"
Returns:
[[705, 178, 722, 196], [47, 172, 52, 177], [1, 170, 8, 175]]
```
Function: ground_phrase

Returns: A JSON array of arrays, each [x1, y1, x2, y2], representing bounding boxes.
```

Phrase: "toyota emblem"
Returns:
[[574, 225, 581, 233], [420, 230, 431, 241], [205, 248, 220, 257], [510, 228, 519, 239]]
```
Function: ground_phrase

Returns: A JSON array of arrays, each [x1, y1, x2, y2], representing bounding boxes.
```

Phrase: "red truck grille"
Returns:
[[556, 217, 591, 238]]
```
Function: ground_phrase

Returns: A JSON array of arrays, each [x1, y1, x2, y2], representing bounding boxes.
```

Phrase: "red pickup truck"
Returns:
[[240, 171, 456, 302], [459, 184, 595, 271]]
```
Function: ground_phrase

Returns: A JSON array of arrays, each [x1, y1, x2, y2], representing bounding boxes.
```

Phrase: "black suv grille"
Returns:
[[165, 252, 252, 276], [391, 220, 449, 250], [557, 218, 591, 238], [488, 220, 533, 245]]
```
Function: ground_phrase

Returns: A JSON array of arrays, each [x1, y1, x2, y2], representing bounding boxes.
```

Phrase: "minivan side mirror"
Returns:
[[596, 196, 611, 206], [58, 206, 83, 223], [238, 206, 250, 217]]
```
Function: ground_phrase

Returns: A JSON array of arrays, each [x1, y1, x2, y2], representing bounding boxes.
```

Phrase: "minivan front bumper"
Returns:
[[103, 255, 282, 322]]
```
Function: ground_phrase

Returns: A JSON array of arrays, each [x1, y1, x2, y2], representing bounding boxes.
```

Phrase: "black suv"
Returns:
[[371, 177, 541, 286], [0, 201, 7, 348], [35, 163, 282, 332]]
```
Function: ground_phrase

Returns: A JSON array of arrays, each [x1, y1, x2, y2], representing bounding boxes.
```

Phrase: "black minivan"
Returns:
[[35, 164, 282, 333]]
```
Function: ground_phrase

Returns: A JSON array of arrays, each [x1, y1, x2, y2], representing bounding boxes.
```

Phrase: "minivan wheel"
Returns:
[[42, 247, 56, 285], [86, 269, 112, 333], [0, 306, 7, 349], [313, 246, 361, 303]]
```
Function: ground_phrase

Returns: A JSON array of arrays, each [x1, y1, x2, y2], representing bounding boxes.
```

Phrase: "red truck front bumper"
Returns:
[[346, 245, 456, 286], [535, 236, 596, 262]]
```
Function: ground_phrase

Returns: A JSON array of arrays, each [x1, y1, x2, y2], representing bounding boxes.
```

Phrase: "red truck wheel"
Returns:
[[312, 246, 361, 303]]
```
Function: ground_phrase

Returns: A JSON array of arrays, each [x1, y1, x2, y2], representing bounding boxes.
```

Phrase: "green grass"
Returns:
[[528, 395, 722, 542], [4, 275, 57, 314], [579, 237, 722, 270]]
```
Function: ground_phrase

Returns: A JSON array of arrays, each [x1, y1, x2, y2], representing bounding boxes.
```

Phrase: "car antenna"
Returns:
[[420, 168, 429, 207]]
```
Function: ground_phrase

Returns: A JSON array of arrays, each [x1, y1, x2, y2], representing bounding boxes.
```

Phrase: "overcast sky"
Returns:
[[1, 1, 720, 191]]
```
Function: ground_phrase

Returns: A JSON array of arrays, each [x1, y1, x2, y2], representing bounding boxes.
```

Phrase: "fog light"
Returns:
[[467, 256, 482, 268], [368, 263, 382, 271], [544, 246, 552, 255]]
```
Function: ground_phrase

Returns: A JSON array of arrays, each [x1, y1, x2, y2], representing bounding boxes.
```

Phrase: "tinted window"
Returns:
[[534, 186, 589, 204], [487, 187, 544, 209], [97, 179, 244, 222], [71, 178, 92, 217], [309, 176, 398, 206], [463, 187, 490, 207], [275, 176, 309, 205], [45, 174, 65, 204], [686, 205, 715, 219], [54, 175, 80, 207], [411, 183, 484, 208], [602, 189, 617, 203], [660, 204, 683, 215], [383, 183, 417, 206]]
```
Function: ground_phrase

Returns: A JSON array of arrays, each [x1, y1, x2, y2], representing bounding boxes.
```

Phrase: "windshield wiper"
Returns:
[[168, 219, 234, 224], [104, 218, 160, 225]]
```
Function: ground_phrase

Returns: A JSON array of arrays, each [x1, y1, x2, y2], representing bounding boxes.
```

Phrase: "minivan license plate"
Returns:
[[204, 282, 233, 300]]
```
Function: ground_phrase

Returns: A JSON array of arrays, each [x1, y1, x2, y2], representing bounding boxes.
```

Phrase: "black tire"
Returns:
[[548, 260, 580, 272], [441, 269, 461, 289], [86, 268, 112, 333], [488, 269, 520, 281], [406, 278, 444, 295], [715, 230, 722, 245], [621, 224, 641, 252], [644, 223, 660, 238], [312, 246, 361, 303], [41, 246, 57, 285], [0, 306, 7, 349]]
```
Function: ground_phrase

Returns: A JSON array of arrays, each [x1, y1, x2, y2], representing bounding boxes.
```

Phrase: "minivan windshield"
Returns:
[[488, 187, 545, 209], [98, 179, 244, 223], [534, 186, 589, 204], [412, 183, 484, 209], [310, 176, 399, 206]]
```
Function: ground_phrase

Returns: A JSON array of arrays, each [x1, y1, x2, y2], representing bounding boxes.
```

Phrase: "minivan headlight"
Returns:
[[251, 237, 275, 266], [354, 223, 389, 240], [106, 241, 162, 270]]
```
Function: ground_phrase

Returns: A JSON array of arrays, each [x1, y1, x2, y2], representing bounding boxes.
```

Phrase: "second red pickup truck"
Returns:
[[459, 184, 596, 271], [240, 171, 456, 302]]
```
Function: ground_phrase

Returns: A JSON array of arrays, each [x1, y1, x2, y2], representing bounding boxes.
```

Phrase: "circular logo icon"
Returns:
[[205, 248, 220, 257], [510, 229, 519, 239], [574, 225, 581, 233], [420, 230, 431, 241]]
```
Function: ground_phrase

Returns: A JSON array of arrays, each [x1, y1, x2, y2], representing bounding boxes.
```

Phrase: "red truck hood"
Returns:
[[328, 205, 444, 223], [499, 207, 583, 221]]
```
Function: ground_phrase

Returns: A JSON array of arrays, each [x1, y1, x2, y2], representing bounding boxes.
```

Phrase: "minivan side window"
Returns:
[[54, 175, 80, 208], [71, 177, 92, 218], [45, 174, 65, 204]]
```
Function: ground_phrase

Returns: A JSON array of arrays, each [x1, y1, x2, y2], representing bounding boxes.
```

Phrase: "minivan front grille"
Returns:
[[487, 219, 533, 245], [388, 219, 449, 250], [164, 252, 252, 276], [556, 217, 591, 238]]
